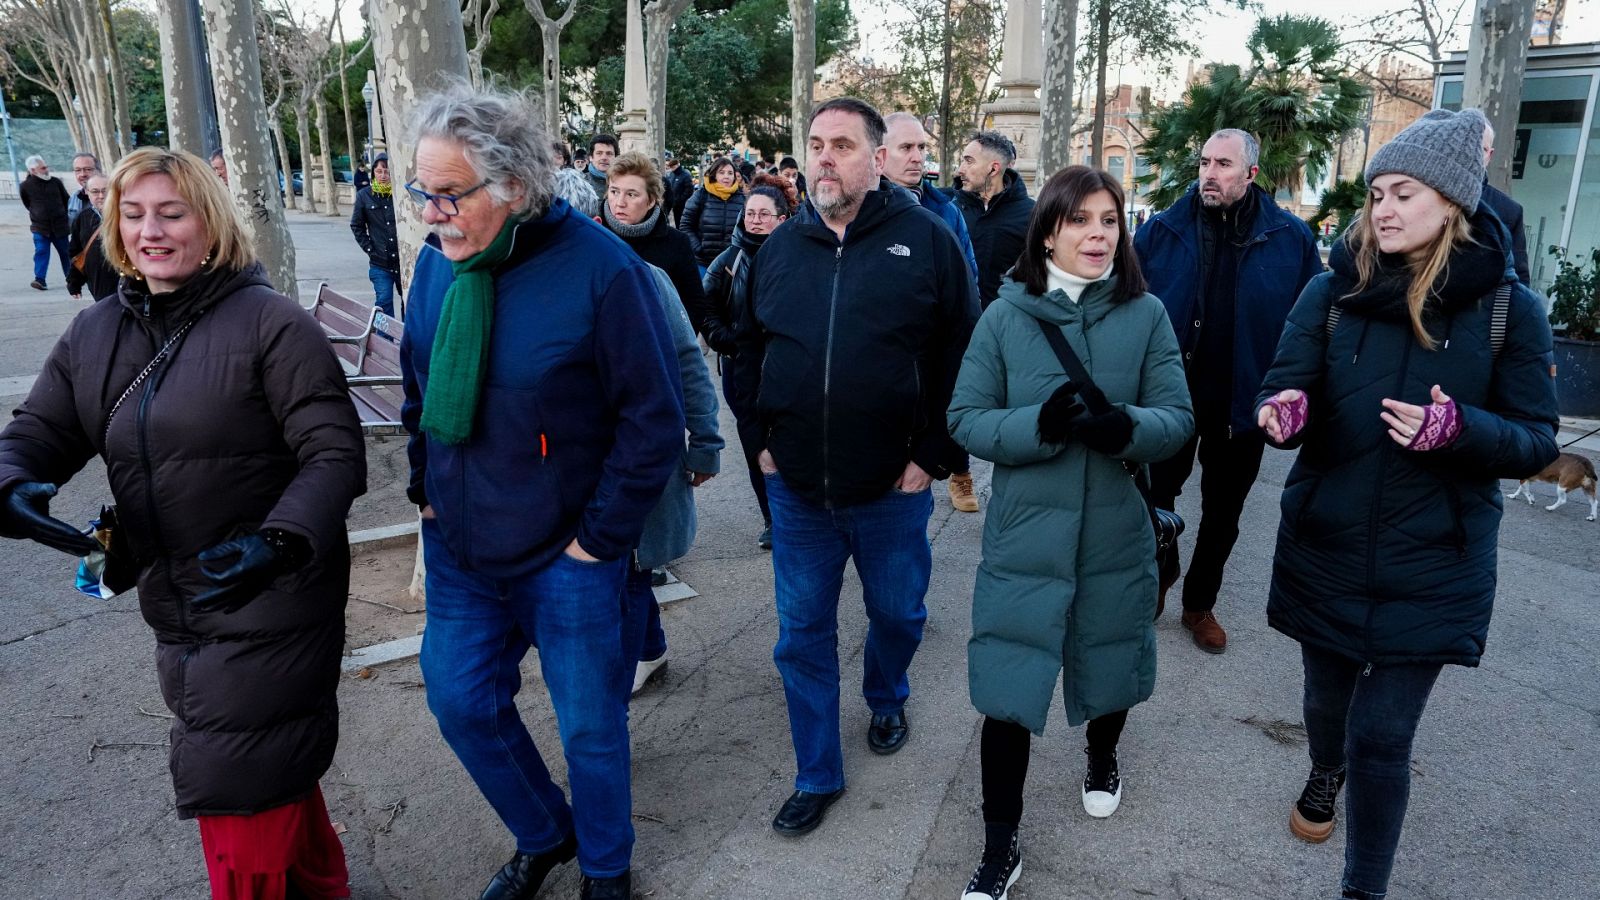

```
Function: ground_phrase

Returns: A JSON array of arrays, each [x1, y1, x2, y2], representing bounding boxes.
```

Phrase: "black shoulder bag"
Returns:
[[1034, 318, 1184, 588]]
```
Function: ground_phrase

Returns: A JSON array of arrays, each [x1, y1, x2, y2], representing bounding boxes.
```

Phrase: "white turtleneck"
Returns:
[[1045, 257, 1114, 304]]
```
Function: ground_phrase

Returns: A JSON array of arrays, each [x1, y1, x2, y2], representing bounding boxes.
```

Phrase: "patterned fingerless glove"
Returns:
[[1405, 399, 1461, 451], [1262, 392, 1310, 443]]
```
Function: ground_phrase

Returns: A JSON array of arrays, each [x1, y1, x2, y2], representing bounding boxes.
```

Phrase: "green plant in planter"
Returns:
[[1547, 245, 1600, 342]]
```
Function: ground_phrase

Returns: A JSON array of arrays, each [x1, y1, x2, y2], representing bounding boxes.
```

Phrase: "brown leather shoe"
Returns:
[[1181, 610, 1227, 654], [948, 472, 979, 513]]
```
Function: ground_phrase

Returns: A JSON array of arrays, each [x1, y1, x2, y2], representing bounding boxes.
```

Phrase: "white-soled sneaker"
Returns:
[[1081, 747, 1122, 818], [630, 654, 667, 696], [960, 828, 1021, 900]]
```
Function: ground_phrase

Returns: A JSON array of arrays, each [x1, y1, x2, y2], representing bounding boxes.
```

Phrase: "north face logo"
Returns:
[[887, 244, 910, 257]]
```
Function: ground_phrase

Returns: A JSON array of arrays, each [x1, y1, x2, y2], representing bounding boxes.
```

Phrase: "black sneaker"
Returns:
[[1290, 763, 1346, 843], [1081, 747, 1122, 817], [30, 279, 46, 291], [758, 523, 773, 550], [961, 828, 1021, 900]]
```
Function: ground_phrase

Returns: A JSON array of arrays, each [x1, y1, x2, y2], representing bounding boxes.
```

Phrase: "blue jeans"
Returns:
[[625, 561, 668, 663], [1300, 643, 1443, 900], [32, 232, 70, 285], [368, 265, 397, 317], [766, 471, 933, 793], [419, 521, 634, 877]]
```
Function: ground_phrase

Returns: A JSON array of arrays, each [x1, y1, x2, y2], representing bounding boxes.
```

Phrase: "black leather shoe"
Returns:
[[479, 833, 578, 900], [771, 788, 845, 836], [868, 710, 910, 755], [579, 870, 630, 899]]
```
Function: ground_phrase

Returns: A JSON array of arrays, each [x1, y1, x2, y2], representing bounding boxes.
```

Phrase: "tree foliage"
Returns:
[[1307, 175, 1364, 239], [1137, 14, 1369, 211]]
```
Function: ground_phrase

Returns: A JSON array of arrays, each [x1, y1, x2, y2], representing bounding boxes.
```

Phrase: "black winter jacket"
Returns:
[[0, 263, 366, 816], [679, 182, 747, 266], [952, 169, 1034, 307], [701, 221, 768, 357], [664, 166, 694, 224], [20, 173, 70, 237], [66, 206, 120, 300], [603, 205, 713, 335], [748, 179, 979, 508], [349, 186, 400, 272], [1256, 207, 1557, 668], [1479, 181, 1530, 286]]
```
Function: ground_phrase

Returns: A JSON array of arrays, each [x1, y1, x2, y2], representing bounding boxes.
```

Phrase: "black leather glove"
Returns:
[[1071, 407, 1135, 455], [1037, 381, 1086, 444], [705, 325, 738, 357], [0, 482, 101, 557], [192, 528, 312, 614]]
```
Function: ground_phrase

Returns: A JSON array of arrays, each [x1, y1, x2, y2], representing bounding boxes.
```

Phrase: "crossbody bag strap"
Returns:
[[102, 313, 204, 448]]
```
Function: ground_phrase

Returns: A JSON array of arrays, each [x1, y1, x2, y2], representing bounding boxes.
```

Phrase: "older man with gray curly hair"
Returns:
[[399, 82, 685, 900]]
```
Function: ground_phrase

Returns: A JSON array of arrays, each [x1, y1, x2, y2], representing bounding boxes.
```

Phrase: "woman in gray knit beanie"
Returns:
[[1253, 107, 1559, 900]]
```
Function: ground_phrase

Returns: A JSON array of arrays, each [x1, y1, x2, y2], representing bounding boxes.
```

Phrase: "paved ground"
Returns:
[[1, 198, 1596, 899]]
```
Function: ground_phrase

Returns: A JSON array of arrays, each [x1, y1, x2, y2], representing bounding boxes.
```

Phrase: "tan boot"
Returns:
[[948, 472, 979, 513], [1181, 610, 1227, 654]]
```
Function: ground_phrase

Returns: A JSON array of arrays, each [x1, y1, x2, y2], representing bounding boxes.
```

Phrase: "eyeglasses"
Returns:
[[744, 210, 778, 222], [404, 178, 491, 217]]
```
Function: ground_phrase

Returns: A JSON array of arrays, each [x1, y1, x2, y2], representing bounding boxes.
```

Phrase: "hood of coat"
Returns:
[[1328, 203, 1514, 322], [117, 260, 274, 324], [790, 176, 919, 244], [729, 220, 770, 253], [995, 273, 1123, 328]]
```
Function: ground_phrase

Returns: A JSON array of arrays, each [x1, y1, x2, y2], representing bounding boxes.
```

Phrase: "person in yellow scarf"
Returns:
[[349, 153, 400, 315], [677, 156, 748, 269]]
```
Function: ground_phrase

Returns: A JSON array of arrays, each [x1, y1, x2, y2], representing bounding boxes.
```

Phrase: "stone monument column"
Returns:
[[617, 0, 650, 154], [983, 0, 1042, 189]]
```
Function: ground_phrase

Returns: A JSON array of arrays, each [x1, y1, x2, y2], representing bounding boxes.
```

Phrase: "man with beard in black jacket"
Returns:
[[952, 131, 1034, 308], [746, 97, 979, 837]]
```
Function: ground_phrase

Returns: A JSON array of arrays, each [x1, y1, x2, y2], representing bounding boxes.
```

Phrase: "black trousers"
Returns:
[[1148, 425, 1266, 613], [720, 358, 769, 523], [979, 710, 1128, 827]]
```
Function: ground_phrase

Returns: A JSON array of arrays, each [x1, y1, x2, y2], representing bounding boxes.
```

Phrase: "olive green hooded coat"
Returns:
[[949, 275, 1193, 733]]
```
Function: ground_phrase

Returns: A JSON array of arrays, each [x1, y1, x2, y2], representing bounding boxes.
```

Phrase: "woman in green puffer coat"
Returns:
[[947, 166, 1193, 900]]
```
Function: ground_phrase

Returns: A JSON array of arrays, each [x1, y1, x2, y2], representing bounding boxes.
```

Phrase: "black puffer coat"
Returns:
[[952, 169, 1034, 307], [0, 263, 366, 816], [1255, 208, 1557, 667], [66, 206, 120, 301], [701, 221, 768, 358], [679, 181, 746, 266]]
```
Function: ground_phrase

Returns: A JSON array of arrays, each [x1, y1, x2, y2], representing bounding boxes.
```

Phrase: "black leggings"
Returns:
[[979, 710, 1128, 827]]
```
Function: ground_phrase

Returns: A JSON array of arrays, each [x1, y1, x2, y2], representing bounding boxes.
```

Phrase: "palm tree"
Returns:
[[1136, 15, 1368, 211]]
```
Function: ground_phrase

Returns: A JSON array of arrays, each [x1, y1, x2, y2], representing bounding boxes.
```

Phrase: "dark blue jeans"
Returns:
[[1300, 643, 1443, 900], [368, 265, 398, 317], [625, 562, 668, 663], [419, 521, 634, 877], [32, 232, 70, 285], [767, 471, 933, 793]]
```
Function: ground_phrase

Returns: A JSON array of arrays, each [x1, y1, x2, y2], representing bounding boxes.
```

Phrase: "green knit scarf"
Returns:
[[419, 216, 523, 445]]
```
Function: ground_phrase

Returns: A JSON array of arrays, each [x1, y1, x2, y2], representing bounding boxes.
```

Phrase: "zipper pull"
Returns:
[[1362, 663, 1373, 677], [539, 433, 548, 463], [835, 246, 842, 260]]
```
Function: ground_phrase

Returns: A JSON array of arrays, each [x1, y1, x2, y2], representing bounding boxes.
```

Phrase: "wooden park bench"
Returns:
[[306, 282, 404, 433]]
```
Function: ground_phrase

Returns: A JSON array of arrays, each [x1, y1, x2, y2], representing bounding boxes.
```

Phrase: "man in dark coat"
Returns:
[[747, 97, 978, 837], [662, 151, 694, 225], [884, 111, 984, 516], [401, 86, 682, 900], [585, 133, 618, 197], [67, 152, 98, 226], [952, 131, 1035, 308], [1133, 128, 1324, 654], [349, 153, 401, 315], [19, 155, 71, 292], [1478, 122, 1530, 286]]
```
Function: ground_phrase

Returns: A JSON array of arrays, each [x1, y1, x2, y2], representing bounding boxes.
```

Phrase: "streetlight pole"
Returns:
[[71, 96, 87, 149], [0, 89, 19, 195], [360, 77, 375, 165]]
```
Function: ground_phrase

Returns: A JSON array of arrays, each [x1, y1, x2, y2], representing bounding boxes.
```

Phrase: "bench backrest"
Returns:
[[349, 311, 405, 431], [309, 282, 375, 344]]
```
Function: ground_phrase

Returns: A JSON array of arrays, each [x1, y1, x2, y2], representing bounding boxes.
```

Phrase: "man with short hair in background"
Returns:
[[662, 151, 693, 226], [1478, 123, 1529, 286], [19, 155, 71, 292], [209, 149, 229, 186], [585, 133, 618, 197], [67, 153, 98, 226], [883, 111, 983, 515], [952, 131, 1034, 309], [1134, 127, 1323, 655]]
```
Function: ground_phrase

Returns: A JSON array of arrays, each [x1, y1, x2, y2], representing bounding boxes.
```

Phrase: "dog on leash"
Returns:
[[1505, 452, 1598, 521]]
